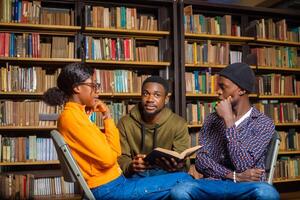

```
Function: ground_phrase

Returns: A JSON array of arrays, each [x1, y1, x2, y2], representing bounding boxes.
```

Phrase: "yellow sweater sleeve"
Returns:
[[103, 118, 121, 156], [60, 111, 121, 169]]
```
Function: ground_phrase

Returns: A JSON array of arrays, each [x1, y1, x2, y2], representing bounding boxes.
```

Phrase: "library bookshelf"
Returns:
[[0, 0, 299, 199], [179, 1, 300, 199], [0, 0, 81, 198], [0, 0, 178, 198]]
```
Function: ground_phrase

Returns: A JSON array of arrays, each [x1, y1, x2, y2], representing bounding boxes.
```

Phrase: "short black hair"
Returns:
[[142, 76, 169, 94]]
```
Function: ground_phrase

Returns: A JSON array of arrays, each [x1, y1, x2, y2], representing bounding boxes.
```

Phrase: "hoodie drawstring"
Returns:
[[141, 124, 146, 153], [140, 124, 159, 153], [152, 125, 159, 149]]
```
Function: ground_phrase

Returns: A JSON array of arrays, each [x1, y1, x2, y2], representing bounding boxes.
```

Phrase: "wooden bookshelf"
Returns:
[[0, 126, 57, 130], [258, 95, 300, 99], [185, 93, 258, 98], [275, 122, 300, 127], [186, 93, 218, 98], [0, 92, 44, 97], [185, 63, 227, 68], [278, 151, 300, 155], [185, 33, 254, 42], [34, 194, 82, 200], [0, 1, 82, 198], [256, 38, 300, 47], [0, 58, 81, 63], [85, 60, 170, 67], [187, 124, 202, 128], [257, 66, 300, 72], [99, 93, 141, 98], [0, 23, 81, 32], [186, 63, 256, 69], [180, 2, 300, 199], [84, 27, 169, 37], [273, 178, 300, 183], [0, 160, 60, 166], [0, 0, 299, 198]]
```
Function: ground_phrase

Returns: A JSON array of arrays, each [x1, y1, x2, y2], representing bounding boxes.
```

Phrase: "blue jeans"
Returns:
[[170, 179, 280, 200], [131, 168, 169, 178], [91, 172, 193, 200]]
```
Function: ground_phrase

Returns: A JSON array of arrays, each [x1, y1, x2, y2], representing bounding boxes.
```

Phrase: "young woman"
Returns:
[[43, 63, 193, 200]]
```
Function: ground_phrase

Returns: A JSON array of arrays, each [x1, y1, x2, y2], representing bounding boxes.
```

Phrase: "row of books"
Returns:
[[247, 19, 300, 42], [255, 101, 299, 123], [257, 74, 300, 96], [3, 65, 300, 97], [183, 5, 300, 42], [183, 5, 240, 36], [94, 69, 149, 93], [85, 36, 159, 62], [0, 65, 152, 94], [251, 47, 299, 68], [0, 0, 75, 26], [0, 174, 34, 199], [279, 129, 300, 151], [186, 102, 216, 125], [185, 41, 300, 67], [190, 132, 199, 148], [0, 33, 75, 58], [34, 177, 76, 196], [0, 174, 76, 198], [0, 64, 59, 93], [0, 135, 58, 162], [85, 5, 157, 31], [185, 70, 218, 94], [0, 100, 61, 126], [274, 157, 300, 180], [184, 41, 230, 65], [185, 70, 300, 96]]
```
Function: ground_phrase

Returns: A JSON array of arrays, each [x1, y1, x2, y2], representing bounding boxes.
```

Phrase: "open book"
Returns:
[[144, 145, 202, 165]]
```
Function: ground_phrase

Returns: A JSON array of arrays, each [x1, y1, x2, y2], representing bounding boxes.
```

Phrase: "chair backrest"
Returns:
[[50, 130, 96, 200], [265, 131, 281, 185]]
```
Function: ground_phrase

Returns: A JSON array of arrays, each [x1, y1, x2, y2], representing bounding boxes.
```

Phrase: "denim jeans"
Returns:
[[131, 168, 169, 178], [91, 172, 193, 200], [170, 179, 280, 200]]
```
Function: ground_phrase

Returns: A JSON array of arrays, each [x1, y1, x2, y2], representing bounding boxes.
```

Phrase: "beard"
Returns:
[[142, 105, 165, 117]]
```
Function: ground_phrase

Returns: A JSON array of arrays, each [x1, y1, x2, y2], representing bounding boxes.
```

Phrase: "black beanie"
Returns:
[[218, 63, 255, 92], [142, 76, 169, 94]]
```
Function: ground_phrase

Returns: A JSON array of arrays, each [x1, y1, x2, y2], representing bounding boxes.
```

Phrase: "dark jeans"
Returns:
[[91, 172, 193, 200], [170, 179, 280, 200]]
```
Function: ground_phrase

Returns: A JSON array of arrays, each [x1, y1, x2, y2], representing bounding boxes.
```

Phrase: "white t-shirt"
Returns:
[[235, 107, 253, 127]]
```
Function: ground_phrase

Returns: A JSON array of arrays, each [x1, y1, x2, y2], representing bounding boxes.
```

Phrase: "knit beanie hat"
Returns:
[[218, 63, 255, 92]]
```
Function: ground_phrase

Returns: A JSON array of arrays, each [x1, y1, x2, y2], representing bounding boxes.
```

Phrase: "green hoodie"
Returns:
[[117, 104, 190, 177]]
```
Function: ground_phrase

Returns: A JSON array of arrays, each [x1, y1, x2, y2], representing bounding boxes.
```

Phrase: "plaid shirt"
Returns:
[[195, 107, 275, 181]]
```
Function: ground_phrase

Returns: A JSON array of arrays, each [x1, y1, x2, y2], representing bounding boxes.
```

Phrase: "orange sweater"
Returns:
[[58, 102, 122, 188]]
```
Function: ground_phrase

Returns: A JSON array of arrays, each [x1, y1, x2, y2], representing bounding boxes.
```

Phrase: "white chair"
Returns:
[[51, 130, 96, 200], [265, 131, 281, 184]]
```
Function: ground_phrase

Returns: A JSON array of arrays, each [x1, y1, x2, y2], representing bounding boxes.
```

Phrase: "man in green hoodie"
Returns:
[[117, 76, 190, 177]]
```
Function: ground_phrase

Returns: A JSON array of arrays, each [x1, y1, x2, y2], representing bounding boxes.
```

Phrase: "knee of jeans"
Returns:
[[253, 183, 280, 200], [169, 182, 198, 200]]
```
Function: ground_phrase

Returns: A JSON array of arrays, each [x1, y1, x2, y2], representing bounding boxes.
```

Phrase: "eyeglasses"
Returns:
[[77, 82, 101, 92]]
